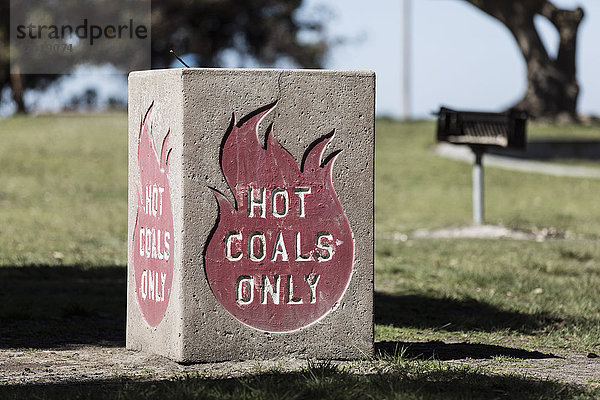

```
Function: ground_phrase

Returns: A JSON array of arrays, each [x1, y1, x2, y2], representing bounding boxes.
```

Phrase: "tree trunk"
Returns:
[[465, 0, 583, 122], [9, 66, 26, 114]]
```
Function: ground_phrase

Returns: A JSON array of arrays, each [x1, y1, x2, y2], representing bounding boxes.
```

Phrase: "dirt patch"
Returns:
[[378, 340, 600, 386], [409, 225, 571, 241], [1, 341, 599, 387], [412, 225, 535, 240], [0, 346, 309, 385], [448, 352, 600, 386]]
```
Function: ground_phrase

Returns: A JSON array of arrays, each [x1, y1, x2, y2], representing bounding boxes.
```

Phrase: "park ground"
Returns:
[[1, 114, 600, 398]]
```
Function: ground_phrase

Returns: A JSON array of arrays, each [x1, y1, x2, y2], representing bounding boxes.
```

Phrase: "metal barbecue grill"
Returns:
[[437, 107, 527, 149], [435, 107, 528, 225]]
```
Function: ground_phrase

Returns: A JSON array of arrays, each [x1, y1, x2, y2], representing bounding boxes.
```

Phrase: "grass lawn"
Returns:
[[1, 113, 600, 398], [375, 120, 600, 351], [0, 113, 128, 267]]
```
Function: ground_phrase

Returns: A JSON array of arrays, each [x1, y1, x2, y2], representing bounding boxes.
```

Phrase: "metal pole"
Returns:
[[402, 0, 411, 120], [472, 147, 484, 225]]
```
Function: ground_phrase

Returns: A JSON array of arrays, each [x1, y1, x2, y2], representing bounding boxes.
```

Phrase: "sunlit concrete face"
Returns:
[[127, 68, 374, 363]]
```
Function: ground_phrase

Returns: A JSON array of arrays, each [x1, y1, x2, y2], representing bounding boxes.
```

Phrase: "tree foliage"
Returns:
[[152, 0, 327, 69], [464, 0, 584, 121], [0, 0, 328, 113]]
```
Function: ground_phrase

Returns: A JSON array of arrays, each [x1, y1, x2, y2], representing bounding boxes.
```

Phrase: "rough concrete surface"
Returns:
[[128, 69, 375, 362]]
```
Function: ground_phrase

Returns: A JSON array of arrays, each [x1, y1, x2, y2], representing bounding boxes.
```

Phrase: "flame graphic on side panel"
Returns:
[[132, 104, 174, 327], [205, 103, 354, 333]]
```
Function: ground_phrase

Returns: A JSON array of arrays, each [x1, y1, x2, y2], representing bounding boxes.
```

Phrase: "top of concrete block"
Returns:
[[129, 68, 375, 79]]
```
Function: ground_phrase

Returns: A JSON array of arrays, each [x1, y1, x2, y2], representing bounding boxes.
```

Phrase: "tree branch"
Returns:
[[464, 0, 550, 64], [539, 0, 583, 75]]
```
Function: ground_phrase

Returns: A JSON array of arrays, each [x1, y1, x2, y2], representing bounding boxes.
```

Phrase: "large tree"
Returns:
[[465, 0, 584, 121], [0, 0, 328, 113]]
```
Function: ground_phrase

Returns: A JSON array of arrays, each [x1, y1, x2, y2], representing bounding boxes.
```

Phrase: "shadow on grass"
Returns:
[[0, 265, 126, 349], [0, 364, 595, 400], [376, 341, 558, 361], [489, 140, 600, 160], [375, 292, 565, 334], [0, 268, 573, 356]]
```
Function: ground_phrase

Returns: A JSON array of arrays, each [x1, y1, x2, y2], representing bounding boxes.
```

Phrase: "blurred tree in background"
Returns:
[[151, 0, 328, 69], [0, 0, 64, 113], [465, 0, 584, 122], [0, 0, 328, 113], [0, 0, 585, 121]]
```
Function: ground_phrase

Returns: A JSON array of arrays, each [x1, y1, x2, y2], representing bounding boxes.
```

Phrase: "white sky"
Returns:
[[311, 0, 600, 119]]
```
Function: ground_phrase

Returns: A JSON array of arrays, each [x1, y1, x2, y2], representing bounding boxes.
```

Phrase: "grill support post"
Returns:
[[436, 107, 527, 227], [472, 146, 484, 225]]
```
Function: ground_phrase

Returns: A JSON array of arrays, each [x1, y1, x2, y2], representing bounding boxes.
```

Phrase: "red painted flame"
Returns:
[[132, 103, 174, 327], [205, 103, 354, 333]]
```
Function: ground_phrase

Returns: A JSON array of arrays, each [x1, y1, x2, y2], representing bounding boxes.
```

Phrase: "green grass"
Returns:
[[375, 238, 600, 350], [0, 113, 127, 266], [2, 114, 600, 398], [375, 119, 600, 351], [375, 120, 600, 236], [0, 113, 127, 350]]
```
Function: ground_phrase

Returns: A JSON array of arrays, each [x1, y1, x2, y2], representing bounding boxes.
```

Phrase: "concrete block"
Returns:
[[127, 68, 375, 362]]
